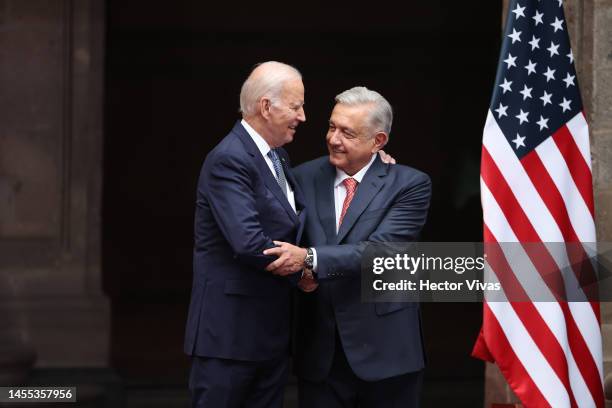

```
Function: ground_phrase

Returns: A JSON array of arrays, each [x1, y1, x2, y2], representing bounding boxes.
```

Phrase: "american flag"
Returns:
[[471, 0, 604, 406]]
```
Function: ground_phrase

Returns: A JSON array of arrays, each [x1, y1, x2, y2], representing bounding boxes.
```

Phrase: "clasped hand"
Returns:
[[263, 241, 319, 292], [298, 269, 318, 292], [263, 241, 307, 276]]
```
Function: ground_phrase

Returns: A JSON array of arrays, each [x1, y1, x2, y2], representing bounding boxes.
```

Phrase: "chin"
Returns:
[[328, 155, 343, 167]]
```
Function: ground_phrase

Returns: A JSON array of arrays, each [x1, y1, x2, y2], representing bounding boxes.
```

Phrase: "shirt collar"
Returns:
[[241, 119, 271, 157], [334, 154, 377, 188]]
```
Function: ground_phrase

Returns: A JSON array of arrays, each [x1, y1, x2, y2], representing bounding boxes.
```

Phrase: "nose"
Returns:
[[328, 129, 342, 146], [297, 106, 306, 122]]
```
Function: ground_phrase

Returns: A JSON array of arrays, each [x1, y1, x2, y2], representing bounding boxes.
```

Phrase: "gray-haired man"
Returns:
[[184, 61, 307, 408], [265, 87, 432, 407]]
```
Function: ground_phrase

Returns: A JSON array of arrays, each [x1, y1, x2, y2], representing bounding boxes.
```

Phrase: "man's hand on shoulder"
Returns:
[[378, 150, 396, 164], [263, 241, 307, 276]]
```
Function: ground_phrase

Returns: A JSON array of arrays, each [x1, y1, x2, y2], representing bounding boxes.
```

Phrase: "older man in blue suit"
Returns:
[[265, 87, 432, 407], [184, 61, 307, 408]]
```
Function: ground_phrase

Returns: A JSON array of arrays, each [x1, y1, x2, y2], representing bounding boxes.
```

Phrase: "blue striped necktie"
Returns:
[[267, 149, 288, 197]]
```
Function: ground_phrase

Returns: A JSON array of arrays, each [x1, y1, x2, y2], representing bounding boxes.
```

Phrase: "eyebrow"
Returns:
[[329, 121, 355, 134]]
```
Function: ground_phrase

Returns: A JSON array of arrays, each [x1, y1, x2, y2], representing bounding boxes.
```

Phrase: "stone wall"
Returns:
[[586, 0, 612, 400], [0, 0, 108, 369]]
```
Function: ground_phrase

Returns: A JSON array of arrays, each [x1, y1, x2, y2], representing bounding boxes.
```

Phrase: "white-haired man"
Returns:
[[265, 87, 431, 407], [184, 61, 307, 407]]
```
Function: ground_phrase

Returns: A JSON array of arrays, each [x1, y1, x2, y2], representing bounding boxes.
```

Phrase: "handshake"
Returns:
[[263, 241, 318, 292]]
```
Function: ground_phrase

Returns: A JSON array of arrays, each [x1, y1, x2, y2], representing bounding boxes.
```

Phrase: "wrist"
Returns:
[[303, 247, 314, 269]]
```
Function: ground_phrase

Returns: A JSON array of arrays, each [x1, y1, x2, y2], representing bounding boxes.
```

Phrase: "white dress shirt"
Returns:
[[312, 153, 377, 271], [332, 153, 377, 233], [241, 119, 296, 212]]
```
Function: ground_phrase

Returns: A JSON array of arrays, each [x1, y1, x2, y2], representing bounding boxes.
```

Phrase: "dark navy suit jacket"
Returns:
[[292, 155, 431, 382], [184, 121, 306, 362]]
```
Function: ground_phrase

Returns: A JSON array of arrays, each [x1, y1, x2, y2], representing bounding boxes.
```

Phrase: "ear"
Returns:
[[371, 132, 389, 152], [260, 97, 272, 119]]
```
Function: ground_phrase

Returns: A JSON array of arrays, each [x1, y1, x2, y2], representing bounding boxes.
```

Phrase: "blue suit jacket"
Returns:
[[184, 121, 306, 361], [292, 155, 431, 381]]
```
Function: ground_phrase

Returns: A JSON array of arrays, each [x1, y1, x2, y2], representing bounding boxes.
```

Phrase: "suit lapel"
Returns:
[[315, 161, 337, 244], [280, 152, 305, 212], [233, 122, 298, 223], [335, 156, 387, 244], [281, 153, 308, 243]]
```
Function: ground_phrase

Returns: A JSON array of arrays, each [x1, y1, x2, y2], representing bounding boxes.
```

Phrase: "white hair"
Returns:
[[239, 61, 302, 116], [335, 86, 393, 136]]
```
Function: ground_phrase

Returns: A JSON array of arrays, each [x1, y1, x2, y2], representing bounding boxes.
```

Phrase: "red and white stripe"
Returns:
[[473, 110, 603, 407]]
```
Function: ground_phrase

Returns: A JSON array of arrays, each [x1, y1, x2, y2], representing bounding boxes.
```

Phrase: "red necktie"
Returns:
[[339, 177, 358, 227]]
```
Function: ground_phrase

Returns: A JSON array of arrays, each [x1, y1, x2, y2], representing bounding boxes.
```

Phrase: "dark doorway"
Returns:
[[104, 0, 501, 403]]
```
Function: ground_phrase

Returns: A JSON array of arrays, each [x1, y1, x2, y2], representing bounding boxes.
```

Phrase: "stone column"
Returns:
[[554, 0, 612, 402], [584, 0, 612, 404], [0, 0, 108, 370]]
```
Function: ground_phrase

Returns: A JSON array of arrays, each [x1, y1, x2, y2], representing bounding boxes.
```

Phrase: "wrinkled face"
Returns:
[[327, 103, 382, 175], [265, 79, 306, 147]]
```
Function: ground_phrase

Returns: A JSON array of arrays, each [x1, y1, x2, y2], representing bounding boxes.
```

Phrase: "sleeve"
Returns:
[[203, 152, 276, 270], [313, 172, 432, 280]]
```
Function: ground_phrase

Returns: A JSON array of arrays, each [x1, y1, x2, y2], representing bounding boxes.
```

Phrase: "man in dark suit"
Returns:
[[184, 61, 307, 408], [264, 86, 432, 407]]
